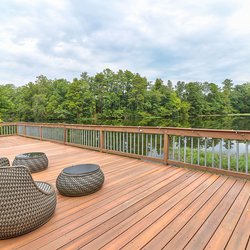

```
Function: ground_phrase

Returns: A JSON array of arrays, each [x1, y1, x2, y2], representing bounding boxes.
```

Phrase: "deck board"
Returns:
[[0, 136, 249, 250]]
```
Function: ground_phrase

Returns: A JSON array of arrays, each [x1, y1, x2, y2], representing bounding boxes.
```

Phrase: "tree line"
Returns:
[[0, 69, 250, 123]]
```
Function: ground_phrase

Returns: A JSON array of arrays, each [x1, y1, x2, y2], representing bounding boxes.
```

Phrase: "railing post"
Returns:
[[163, 132, 169, 165], [100, 129, 104, 152]]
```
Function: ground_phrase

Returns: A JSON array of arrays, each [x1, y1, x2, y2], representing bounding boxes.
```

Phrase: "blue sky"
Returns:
[[0, 0, 250, 86]]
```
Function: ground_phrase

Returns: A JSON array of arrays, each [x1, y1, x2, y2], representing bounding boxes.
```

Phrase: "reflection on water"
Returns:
[[78, 115, 250, 131]]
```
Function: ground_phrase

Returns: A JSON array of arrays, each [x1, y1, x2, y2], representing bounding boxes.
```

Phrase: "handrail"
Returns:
[[15, 122, 250, 140], [2, 122, 250, 180]]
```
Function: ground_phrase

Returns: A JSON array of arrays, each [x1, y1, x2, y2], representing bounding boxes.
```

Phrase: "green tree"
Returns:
[[0, 84, 16, 121], [32, 94, 47, 122], [65, 78, 95, 122], [204, 83, 224, 114], [231, 83, 250, 113], [221, 79, 234, 114], [183, 82, 207, 116], [46, 79, 69, 121]]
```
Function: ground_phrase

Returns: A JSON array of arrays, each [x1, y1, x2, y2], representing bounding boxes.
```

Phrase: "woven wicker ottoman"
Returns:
[[56, 164, 104, 196], [13, 152, 48, 173]]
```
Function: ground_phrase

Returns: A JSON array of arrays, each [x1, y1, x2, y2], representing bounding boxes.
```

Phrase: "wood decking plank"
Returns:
[[2, 165, 170, 250], [120, 175, 227, 250], [0, 136, 249, 250], [162, 179, 243, 250], [61, 172, 206, 249], [11, 166, 180, 250], [226, 197, 250, 250], [184, 179, 246, 250], [205, 181, 250, 250], [83, 172, 214, 250], [27, 170, 193, 249]]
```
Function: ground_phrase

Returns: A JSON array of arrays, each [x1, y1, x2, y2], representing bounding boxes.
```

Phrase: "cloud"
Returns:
[[0, 0, 249, 86]]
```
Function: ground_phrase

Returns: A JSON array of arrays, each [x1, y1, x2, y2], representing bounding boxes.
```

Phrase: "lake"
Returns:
[[80, 115, 250, 131]]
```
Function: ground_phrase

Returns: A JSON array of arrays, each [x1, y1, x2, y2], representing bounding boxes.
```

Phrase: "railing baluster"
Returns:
[[146, 134, 148, 156], [109, 131, 111, 150], [118, 132, 121, 151], [204, 137, 207, 166], [84, 129, 86, 145], [236, 140, 239, 172], [228, 140, 231, 171], [96, 130, 98, 147], [115, 132, 117, 151], [108, 131, 112, 150], [84, 130, 87, 145], [172, 136, 175, 160], [159, 134, 162, 158], [219, 139, 223, 169], [142, 134, 144, 156], [122, 132, 125, 152], [137, 133, 140, 155], [81, 130, 83, 145], [104, 131, 107, 149], [150, 134, 153, 157], [154, 134, 158, 157], [184, 137, 187, 163], [126, 132, 128, 153], [91, 130, 93, 147], [88, 130, 90, 146], [246, 141, 249, 174], [178, 137, 181, 162], [113, 131, 115, 150], [212, 139, 215, 168], [197, 138, 200, 165], [134, 133, 136, 154], [191, 137, 193, 164], [130, 133, 132, 154]]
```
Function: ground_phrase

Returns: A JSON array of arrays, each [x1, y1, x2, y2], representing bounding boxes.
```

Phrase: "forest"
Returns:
[[0, 69, 250, 123]]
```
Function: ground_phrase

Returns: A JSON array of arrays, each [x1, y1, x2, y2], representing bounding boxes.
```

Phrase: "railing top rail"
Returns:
[[0, 122, 17, 126]]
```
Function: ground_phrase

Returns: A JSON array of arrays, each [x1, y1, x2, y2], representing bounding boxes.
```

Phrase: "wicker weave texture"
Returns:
[[56, 168, 104, 196], [0, 166, 57, 239], [13, 153, 48, 173], [0, 157, 10, 167]]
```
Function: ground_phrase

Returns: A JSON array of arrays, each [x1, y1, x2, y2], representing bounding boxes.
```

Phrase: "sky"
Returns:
[[1, 0, 250, 86]]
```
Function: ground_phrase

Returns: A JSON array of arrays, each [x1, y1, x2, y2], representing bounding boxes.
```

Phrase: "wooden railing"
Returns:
[[3, 122, 250, 180], [0, 123, 17, 136]]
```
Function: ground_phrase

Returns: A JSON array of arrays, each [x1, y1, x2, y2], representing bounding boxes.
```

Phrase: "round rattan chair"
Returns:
[[0, 166, 57, 239], [0, 157, 10, 167]]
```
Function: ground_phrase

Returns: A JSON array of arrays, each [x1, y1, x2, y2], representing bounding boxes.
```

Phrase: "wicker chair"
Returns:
[[0, 166, 57, 239], [0, 157, 10, 167]]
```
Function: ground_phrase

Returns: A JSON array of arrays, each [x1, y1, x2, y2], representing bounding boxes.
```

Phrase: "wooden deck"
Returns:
[[0, 136, 250, 250]]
